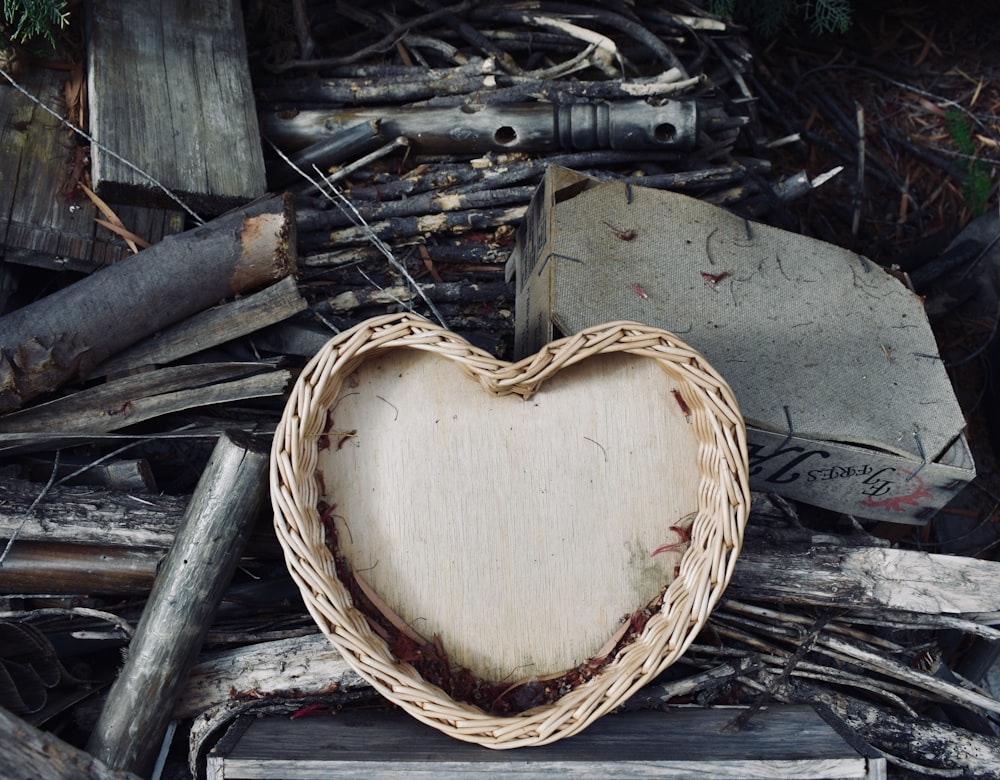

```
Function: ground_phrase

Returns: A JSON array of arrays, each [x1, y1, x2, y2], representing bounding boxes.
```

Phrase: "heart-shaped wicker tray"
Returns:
[[271, 313, 749, 748]]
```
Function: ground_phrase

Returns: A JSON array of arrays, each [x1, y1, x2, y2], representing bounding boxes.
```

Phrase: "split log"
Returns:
[[90, 276, 308, 377], [86, 431, 269, 777], [0, 704, 142, 780], [0, 477, 284, 568], [0, 194, 296, 414], [750, 675, 1000, 778], [173, 633, 366, 719], [730, 540, 1000, 621]]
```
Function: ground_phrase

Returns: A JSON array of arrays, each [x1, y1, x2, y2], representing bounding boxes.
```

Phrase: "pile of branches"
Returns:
[[247, 0, 826, 358], [5, 3, 1000, 778]]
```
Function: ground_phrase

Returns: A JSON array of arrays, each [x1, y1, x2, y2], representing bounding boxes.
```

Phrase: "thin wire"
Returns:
[[52, 439, 146, 488], [0, 450, 62, 568], [310, 164, 449, 328], [0, 66, 204, 225], [263, 137, 448, 328]]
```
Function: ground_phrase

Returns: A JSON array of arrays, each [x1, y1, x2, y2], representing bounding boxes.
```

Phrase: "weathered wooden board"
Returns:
[[207, 706, 883, 779], [86, 0, 266, 213], [0, 66, 183, 271], [323, 350, 701, 681]]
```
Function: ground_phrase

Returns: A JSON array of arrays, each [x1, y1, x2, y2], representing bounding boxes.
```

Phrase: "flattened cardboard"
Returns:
[[511, 167, 974, 523]]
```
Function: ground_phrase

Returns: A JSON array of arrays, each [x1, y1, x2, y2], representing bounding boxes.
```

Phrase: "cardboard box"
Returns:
[[509, 166, 974, 524]]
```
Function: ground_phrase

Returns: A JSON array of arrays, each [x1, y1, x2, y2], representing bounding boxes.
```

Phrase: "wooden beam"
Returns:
[[0, 362, 290, 454], [205, 706, 877, 779], [86, 0, 266, 213], [91, 276, 308, 376]]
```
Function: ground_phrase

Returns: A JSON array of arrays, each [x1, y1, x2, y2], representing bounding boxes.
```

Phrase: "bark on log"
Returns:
[[0, 477, 283, 561], [791, 681, 1000, 778], [86, 431, 269, 777], [0, 541, 161, 595], [0, 194, 296, 413], [0, 704, 142, 780]]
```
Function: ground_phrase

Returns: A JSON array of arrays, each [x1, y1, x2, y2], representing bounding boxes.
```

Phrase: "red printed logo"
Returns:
[[860, 469, 934, 512]]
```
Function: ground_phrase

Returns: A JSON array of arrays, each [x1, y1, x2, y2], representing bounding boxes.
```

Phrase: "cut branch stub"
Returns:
[[0, 334, 91, 413]]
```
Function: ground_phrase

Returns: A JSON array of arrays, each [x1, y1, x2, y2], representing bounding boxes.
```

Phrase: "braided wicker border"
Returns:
[[270, 312, 749, 748]]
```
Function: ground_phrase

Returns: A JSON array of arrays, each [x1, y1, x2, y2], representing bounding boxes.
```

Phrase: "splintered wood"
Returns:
[[0, 66, 183, 271]]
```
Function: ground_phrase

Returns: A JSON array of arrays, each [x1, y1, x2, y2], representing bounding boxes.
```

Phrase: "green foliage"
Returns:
[[2, 0, 69, 47], [945, 108, 991, 218], [706, 0, 853, 36]]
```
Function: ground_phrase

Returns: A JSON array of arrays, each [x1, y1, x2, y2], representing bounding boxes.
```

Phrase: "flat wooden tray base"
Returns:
[[208, 705, 884, 779], [322, 349, 700, 681]]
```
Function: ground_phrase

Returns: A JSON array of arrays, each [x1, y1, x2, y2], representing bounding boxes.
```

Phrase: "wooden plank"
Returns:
[[0, 66, 182, 270], [0, 362, 290, 442], [91, 276, 308, 376], [206, 706, 876, 779], [86, 0, 266, 213]]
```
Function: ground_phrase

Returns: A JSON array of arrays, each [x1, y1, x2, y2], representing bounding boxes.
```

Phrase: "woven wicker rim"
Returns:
[[271, 312, 749, 748]]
